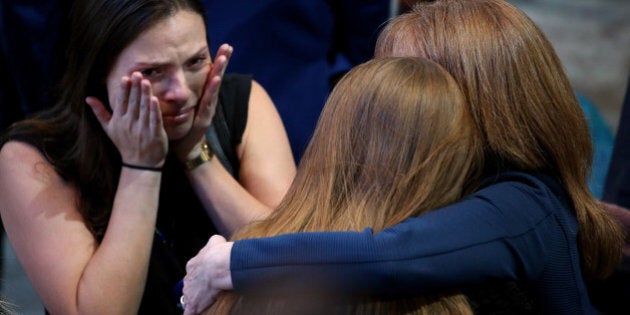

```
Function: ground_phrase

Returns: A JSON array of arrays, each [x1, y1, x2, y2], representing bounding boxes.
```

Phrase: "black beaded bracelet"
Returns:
[[121, 162, 163, 172]]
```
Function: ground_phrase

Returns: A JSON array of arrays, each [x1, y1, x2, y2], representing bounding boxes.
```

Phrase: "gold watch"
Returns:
[[184, 141, 214, 171]]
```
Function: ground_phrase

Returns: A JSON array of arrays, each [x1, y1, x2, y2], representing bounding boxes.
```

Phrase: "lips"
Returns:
[[162, 106, 194, 123]]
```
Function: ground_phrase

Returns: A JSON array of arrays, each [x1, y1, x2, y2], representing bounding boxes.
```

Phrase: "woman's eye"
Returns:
[[189, 56, 208, 68], [141, 68, 159, 77]]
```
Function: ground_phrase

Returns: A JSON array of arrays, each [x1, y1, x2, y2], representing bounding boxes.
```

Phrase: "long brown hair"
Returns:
[[210, 57, 482, 314], [374, 0, 622, 280], [0, 0, 206, 239]]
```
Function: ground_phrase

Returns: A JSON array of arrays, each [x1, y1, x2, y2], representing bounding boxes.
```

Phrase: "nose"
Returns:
[[162, 70, 191, 105]]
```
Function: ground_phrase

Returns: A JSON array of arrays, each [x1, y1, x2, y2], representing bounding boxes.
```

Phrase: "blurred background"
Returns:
[[511, 0, 629, 133], [1, 0, 629, 313]]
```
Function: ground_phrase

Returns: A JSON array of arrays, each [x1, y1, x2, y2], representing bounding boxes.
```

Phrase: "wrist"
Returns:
[[121, 162, 163, 172], [183, 140, 213, 171], [224, 243, 234, 290]]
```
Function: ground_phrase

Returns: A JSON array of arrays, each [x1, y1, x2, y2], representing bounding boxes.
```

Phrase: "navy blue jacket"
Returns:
[[604, 77, 630, 208], [231, 172, 596, 314], [202, 0, 390, 160], [0, 0, 71, 130], [595, 76, 630, 314]]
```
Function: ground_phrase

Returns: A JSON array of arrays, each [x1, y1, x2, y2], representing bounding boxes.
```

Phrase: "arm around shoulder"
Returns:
[[231, 175, 561, 295]]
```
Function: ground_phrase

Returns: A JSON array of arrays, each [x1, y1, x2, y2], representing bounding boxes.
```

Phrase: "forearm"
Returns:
[[231, 224, 534, 296], [230, 175, 561, 295], [75, 169, 161, 314], [187, 158, 272, 237]]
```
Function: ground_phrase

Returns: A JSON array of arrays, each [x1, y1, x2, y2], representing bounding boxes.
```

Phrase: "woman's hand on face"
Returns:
[[172, 44, 233, 163], [86, 72, 168, 167], [183, 234, 234, 315]]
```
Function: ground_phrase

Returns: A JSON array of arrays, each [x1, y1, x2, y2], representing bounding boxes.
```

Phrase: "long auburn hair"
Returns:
[[210, 57, 482, 314], [0, 0, 206, 239], [374, 0, 622, 280]]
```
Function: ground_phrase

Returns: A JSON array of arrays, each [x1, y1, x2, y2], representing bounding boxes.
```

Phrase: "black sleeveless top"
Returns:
[[138, 74, 251, 314]]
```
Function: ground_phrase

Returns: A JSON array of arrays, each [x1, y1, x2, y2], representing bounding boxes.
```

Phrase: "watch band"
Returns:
[[184, 141, 214, 171]]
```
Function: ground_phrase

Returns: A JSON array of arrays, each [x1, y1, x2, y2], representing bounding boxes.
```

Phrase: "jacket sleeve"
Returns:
[[231, 173, 568, 295]]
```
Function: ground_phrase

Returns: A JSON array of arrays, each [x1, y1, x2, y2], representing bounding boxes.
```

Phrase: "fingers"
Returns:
[[213, 43, 233, 77], [127, 72, 143, 119], [85, 96, 112, 128], [120, 72, 156, 129], [198, 45, 232, 118], [149, 95, 162, 136], [181, 234, 229, 315], [139, 78, 154, 125], [116, 76, 131, 115], [210, 45, 232, 84], [196, 234, 227, 256], [197, 76, 221, 121], [111, 72, 146, 118], [101, 70, 166, 163], [208, 234, 227, 246], [201, 44, 232, 103]]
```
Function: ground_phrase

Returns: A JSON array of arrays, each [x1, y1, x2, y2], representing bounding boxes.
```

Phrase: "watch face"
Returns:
[[201, 141, 214, 159], [184, 141, 213, 171]]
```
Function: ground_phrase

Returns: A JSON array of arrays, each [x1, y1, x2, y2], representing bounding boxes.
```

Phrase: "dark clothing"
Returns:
[[604, 77, 630, 208], [138, 74, 251, 314], [0, 0, 71, 130], [1, 0, 389, 161], [594, 76, 630, 314], [203, 0, 390, 160], [231, 172, 595, 314]]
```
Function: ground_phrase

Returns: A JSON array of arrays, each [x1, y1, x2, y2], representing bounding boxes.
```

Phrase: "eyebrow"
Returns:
[[188, 46, 211, 62], [129, 46, 210, 70], [130, 61, 170, 70]]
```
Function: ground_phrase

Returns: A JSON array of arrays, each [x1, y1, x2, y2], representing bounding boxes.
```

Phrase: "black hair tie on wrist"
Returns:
[[121, 162, 163, 172]]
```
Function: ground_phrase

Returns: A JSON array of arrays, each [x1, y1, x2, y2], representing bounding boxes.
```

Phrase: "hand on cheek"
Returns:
[[172, 44, 233, 163], [86, 72, 168, 168]]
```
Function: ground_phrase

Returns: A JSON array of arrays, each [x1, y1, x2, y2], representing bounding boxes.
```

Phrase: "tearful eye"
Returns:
[[141, 68, 158, 77], [188, 56, 208, 69]]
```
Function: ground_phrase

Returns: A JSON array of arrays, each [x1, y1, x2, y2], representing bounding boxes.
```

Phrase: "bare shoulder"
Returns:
[[248, 80, 274, 108], [0, 142, 90, 313], [0, 140, 58, 181], [240, 80, 291, 158], [238, 79, 283, 155], [1, 140, 46, 163], [238, 80, 295, 207], [250, 79, 266, 95], [0, 140, 77, 216]]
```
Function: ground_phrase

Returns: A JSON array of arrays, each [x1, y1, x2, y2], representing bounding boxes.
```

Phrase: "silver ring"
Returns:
[[180, 295, 186, 309]]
